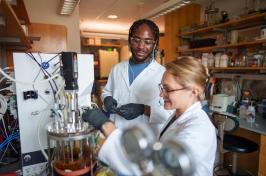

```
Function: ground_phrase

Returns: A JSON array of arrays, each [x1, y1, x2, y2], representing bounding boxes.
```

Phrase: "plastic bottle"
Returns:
[[239, 105, 247, 119], [207, 53, 214, 67], [202, 53, 208, 67], [242, 90, 252, 106], [241, 55, 247, 67], [262, 99, 266, 118], [214, 53, 221, 67], [246, 105, 255, 123], [263, 55, 266, 67], [220, 53, 229, 67]]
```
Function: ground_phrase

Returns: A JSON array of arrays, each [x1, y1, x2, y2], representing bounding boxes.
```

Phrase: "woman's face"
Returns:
[[129, 24, 155, 63], [160, 71, 194, 113]]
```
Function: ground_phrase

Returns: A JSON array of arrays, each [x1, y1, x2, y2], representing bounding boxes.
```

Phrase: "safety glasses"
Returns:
[[130, 37, 155, 46], [158, 83, 186, 95]]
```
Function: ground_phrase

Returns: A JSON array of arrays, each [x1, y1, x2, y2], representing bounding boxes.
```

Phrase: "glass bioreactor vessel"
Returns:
[[46, 52, 97, 176]]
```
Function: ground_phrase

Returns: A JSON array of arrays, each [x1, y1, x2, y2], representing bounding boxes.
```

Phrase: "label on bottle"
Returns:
[[246, 106, 255, 123]]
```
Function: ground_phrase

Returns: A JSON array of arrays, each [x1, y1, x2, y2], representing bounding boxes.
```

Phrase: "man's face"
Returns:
[[129, 24, 155, 63]]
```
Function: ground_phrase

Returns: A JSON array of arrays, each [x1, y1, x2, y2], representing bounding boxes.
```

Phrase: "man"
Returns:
[[101, 19, 172, 135]]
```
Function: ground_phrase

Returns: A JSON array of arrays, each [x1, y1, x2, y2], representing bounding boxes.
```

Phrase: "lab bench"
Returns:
[[239, 115, 266, 135], [227, 114, 266, 175]]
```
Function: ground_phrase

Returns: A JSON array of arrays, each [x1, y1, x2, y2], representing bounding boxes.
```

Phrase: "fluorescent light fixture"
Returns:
[[143, 0, 194, 19], [107, 15, 118, 19], [80, 21, 128, 33], [58, 0, 80, 15], [7, 0, 17, 5], [81, 31, 128, 40]]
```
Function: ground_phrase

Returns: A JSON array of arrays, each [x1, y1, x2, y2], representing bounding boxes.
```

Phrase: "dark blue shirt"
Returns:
[[128, 59, 151, 85]]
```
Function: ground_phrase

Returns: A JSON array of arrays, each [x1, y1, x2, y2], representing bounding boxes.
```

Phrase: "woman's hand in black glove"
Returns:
[[104, 96, 118, 113], [116, 103, 145, 120], [82, 108, 115, 136]]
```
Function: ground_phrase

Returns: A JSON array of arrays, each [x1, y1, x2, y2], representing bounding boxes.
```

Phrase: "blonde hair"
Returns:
[[165, 56, 209, 100]]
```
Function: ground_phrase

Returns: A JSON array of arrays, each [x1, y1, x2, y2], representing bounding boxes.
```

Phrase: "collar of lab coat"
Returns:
[[121, 59, 160, 89], [158, 101, 202, 139]]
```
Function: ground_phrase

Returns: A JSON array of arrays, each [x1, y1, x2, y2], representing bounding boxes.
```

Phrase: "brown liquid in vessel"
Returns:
[[54, 144, 95, 171]]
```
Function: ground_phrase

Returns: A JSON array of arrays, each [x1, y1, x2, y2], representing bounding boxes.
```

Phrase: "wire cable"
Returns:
[[0, 77, 6, 84], [51, 66, 60, 75], [35, 52, 59, 91], [0, 132, 19, 164], [46, 53, 61, 64], [0, 132, 19, 150], [31, 61, 50, 105], [26, 52, 57, 101], [0, 87, 11, 92], [0, 66, 59, 85], [0, 95, 18, 153], [0, 94, 7, 120]]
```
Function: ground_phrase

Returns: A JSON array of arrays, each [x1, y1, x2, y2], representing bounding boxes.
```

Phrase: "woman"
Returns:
[[83, 57, 217, 176]]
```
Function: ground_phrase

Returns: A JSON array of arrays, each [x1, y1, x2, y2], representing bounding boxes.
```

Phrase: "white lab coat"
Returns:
[[98, 102, 217, 176], [101, 59, 172, 135]]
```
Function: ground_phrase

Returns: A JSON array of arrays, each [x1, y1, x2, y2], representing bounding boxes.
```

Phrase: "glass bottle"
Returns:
[[247, 104, 256, 123], [220, 53, 229, 67], [214, 53, 221, 67], [202, 53, 209, 67], [263, 55, 266, 67], [242, 56, 247, 67], [207, 53, 214, 67]]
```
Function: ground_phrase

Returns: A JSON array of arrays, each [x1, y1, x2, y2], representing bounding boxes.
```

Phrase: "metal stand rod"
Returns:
[[232, 152, 238, 174], [218, 122, 225, 168], [47, 133, 52, 175]]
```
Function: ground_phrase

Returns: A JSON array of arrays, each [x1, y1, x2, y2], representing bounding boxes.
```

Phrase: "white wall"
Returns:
[[24, 0, 81, 53]]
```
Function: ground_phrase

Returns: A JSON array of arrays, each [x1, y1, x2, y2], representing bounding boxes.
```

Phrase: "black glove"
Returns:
[[104, 96, 118, 113], [82, 108, 111, 132], [116, 103, 145, 120]]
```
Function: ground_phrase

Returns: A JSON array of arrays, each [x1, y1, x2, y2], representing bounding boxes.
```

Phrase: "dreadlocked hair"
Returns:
[[128, 19, 160, 59]]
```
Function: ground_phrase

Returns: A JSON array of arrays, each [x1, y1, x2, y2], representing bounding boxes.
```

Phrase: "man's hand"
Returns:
[[104, 96, 118, 113], [116, 103, 145, 120]]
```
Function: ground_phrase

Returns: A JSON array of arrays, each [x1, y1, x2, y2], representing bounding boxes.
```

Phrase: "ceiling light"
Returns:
[[7, 0, 17, 5], [58, 0, 80, 15], [143, 0, 194, 19], [107, 15, 118, 19], [80, 21, 129, 35], [170, 6, 179, 11], [81, 31, 128, 40]]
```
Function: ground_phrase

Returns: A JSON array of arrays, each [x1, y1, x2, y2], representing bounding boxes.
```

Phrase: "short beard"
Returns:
[[131, 52, 153, 64]]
